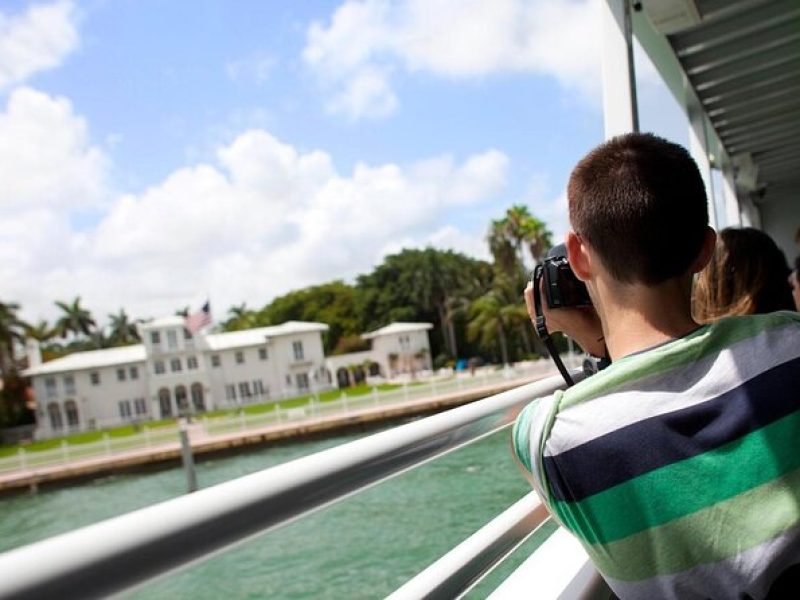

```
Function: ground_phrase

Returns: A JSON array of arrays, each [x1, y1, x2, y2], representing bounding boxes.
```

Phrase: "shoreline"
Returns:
[[0, 373, 544, 495]]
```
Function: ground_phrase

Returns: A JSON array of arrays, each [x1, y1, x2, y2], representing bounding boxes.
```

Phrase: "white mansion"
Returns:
[[23, 318, 432, 439]]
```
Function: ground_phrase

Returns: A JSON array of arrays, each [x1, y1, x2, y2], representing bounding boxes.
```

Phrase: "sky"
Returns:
[[1, 0, 690, 325]]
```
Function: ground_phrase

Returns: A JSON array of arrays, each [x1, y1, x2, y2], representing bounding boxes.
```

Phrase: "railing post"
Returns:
[[17, 448, 27, 471], [403, 382, 409, 401], [342, 392, 349, 411], [103, 433, 111, 456], [431, 378, 438, 396], [457, 376, 463, 390], [276, 405, 282, 422], [372, 386, 379, 406], [144, 425, 151, 448], [60, 440, 69, 462], [239, 411, 246, 431]]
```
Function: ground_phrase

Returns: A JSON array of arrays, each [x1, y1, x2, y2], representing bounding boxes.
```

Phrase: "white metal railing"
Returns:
[[1, 359, 579, 477], [0, 372, 579, 600]]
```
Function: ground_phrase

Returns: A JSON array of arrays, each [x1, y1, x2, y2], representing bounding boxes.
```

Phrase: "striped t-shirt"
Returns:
[[513, 311, 800, 599]]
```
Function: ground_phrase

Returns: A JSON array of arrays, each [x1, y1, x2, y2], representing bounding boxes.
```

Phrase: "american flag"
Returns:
[[185, 302, 212, 334]]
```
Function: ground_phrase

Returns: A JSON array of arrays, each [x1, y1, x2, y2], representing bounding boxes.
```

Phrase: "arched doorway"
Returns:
[[47, 402, 63, 431], [158, 388, 172, 418], [190, 383, 205, 412], [336, 367, 350, 388], [64, 400, 79, 428], [367, 361, 381, 377], [175, 385, 189, 415], [352, 365, 366, 385]]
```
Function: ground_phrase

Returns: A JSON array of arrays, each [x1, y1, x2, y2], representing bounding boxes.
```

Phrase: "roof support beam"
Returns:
[[601, 0, 639, 138]]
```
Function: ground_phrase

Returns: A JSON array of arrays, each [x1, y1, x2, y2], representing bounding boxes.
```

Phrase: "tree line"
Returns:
[[0, 205, 553, 427]]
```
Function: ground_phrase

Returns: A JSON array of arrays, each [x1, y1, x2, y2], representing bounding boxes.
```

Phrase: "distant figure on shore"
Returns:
[[693, 227, 795, 322]]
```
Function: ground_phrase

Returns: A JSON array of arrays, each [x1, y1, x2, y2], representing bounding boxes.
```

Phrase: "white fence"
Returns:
[[0, 358, 580, 477]]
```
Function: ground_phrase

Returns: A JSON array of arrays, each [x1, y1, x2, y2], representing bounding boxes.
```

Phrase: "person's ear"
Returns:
[[566, 231, 592, 281], [690, 227, 717, 274]]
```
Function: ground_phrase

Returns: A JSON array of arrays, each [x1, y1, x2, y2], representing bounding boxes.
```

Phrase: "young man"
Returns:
[[512, 133, 800, 599]]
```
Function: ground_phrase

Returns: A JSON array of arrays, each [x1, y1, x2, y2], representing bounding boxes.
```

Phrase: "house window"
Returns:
[[129, 366, 139, 380], [211, 354, 221, 367], [239, 381, 252, 399], [296, 373, 309, 391], [90, 371, 101, 385], [285, 374, 291, 385], [171, 358, 182, 372], [154, 360, 165, 375], [183, 328, 192, 340], [258, 347, 268, 360], [45, 377, 57, 398], [117, 368, 126, 382], [63, 375, 76, 395], [225, 384, 237, 401], [47, 403, 63, 430], [292, 340, 304, 361], [187, 356, 198, 370], [150, 331, 160, 345], [253, 379, 265, 396], [235, 351, 245, 364], [118, 400, 132, 420], [65, 400, 79, 427], [167, 330, 178, 350], [134, 398, 147, 415]]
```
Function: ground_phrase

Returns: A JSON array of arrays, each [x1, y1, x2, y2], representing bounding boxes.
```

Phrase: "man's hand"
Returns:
[[524, 280, 606, 358]]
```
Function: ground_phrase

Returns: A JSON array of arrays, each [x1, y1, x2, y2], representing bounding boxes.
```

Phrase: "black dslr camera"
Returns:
[[531, 243, 591, 387], [540, 243, 592, 309]]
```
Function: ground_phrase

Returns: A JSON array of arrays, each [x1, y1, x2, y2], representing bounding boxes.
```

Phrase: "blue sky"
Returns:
[[0, 0, 689, 324]]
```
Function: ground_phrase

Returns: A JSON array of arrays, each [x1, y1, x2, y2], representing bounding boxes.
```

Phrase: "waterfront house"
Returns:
[[325, 322, 433, 388], [24, 318, 331, 438]]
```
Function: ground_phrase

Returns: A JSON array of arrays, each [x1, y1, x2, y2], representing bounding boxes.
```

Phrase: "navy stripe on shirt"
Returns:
[[544, 356, 800, 504]]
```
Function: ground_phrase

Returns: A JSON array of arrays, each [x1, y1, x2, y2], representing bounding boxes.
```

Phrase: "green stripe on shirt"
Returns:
[[587, 466, 800, 581], [512, 402, 535, 474], [552, 409, 800, 545]]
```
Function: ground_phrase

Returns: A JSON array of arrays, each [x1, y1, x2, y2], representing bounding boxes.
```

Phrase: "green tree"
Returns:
[[467, 275, 529, 365], [54, 297, 96, 340], [356, 249, 492, 360], [488, 204, 553, 275], [24, 319, 55, 343], [108, 309, 141, 345], [259, 281, 362, 354], [0, 301, 27, 377], [222, 303, 258, 331]]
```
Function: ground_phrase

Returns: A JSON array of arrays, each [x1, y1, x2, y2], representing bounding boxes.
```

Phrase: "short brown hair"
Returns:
[[693, 227, 794, 322], [568, 133, 708, 284]]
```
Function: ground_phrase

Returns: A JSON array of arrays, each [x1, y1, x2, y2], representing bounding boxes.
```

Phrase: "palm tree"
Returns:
[[24, 320, 55, 343], [0, 301, 26, 377], [467, 276, 529, 365], [523, 215, 554, 266], [488, 205, 554, 274], [223, 303, 257, 331], [54, 297, 96, 340], [108, 309, 141, 346], [488, 218, 518, 276]]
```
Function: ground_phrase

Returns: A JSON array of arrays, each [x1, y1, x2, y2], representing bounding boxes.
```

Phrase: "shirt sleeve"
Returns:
[[512, 393, 560, 508]]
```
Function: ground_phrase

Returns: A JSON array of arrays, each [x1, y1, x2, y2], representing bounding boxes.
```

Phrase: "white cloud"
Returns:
[[0, 1, 79, 91], [3, 88, 509, 324], [303, 0, 600, 119], [0, 87, 107, 211]]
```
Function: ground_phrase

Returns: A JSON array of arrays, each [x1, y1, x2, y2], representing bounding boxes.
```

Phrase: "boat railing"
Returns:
[[0, 371, 605, 600]]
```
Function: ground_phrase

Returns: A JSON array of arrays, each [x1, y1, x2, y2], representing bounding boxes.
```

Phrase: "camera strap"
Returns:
[[532, 265, 576, 387]]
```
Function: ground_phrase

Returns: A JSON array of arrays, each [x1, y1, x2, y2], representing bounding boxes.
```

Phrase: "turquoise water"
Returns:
[[0, 423, 554, 599]]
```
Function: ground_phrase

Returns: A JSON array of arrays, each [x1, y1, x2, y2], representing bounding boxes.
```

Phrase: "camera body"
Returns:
[[541, 243, 592, 308]]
